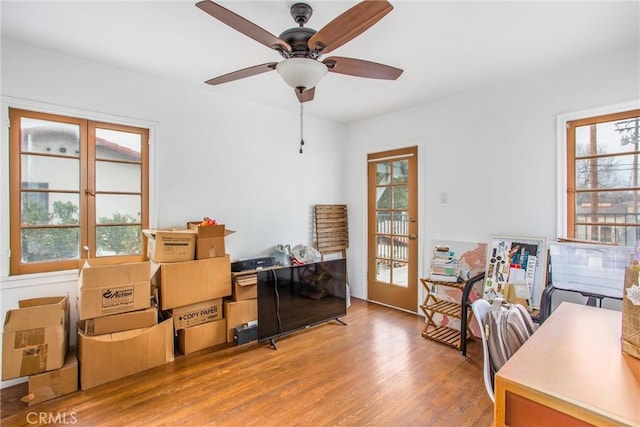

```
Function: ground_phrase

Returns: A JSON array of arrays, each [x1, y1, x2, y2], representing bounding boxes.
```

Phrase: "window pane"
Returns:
[[575, 190, 639, 215], [96, 128, 141, 161], [96, 194, 141, 224], [391, 211, 408, 235], [96, 225, 142, 256], [376, 259, 391, 284], [21, 118, 80, 157], [575, 154, 640, 190], [21, 227, 80, 262], [376, 187, 390, 209], [21, 154, 79, 191], [21, 193, 79, 225], [394, 236, 409, 262], [575, 189, 640, 244], [575, 119, 640, 156], [391, 262, 408, 287], [392, 186, 408, 209], [376, 235, 390, 258], [574, 223, 639, 247], [376, 162, 391, 185], [376, 211, 391, 234], [392, 160, 408, 184], [96, 161, 141, 192]]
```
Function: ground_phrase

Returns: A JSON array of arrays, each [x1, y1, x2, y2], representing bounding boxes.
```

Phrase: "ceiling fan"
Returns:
[[196, 0, 403, 103]]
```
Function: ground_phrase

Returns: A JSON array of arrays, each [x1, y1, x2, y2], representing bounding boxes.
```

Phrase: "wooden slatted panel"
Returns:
[[315, 204, 349, 255]]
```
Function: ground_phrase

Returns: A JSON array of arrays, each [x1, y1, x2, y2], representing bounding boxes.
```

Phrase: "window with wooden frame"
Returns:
[[566, 109, 640, 246], [9, 108, 149, 275]]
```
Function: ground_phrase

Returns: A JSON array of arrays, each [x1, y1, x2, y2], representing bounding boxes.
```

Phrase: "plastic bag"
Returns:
[[290, 244, 322, 264], [270, 244, 291, 267]]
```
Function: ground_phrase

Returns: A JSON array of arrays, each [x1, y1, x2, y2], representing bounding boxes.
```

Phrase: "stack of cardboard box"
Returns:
[[1, 223, 237, 400], [2, 296, 76, 405], [146, 224, 233, 355], [225, 270, 259, 344], [76, 259, 174, 390]]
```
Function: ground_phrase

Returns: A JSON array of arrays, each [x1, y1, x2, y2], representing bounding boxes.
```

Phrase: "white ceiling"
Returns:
[[1, 0, 638, 123]]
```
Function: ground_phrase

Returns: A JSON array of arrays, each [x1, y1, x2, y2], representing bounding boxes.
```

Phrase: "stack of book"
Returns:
[[430, 246, 460, 282]]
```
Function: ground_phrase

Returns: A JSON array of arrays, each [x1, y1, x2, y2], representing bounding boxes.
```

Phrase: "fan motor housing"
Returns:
[[279, 27, 317, 57]]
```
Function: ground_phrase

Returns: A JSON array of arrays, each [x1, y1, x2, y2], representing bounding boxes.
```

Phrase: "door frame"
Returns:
[[361, 140, 425, 313]]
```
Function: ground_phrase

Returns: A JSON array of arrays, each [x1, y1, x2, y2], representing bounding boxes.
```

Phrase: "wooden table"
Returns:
[[494, 302, 640, 427]]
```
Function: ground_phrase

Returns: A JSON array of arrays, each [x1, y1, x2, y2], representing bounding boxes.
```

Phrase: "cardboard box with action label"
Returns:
[[77, 260, 151, 320], [2, 296, 69, 380]]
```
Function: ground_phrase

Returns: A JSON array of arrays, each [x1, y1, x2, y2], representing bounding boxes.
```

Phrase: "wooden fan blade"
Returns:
[[205, 62, 278, 85], [295, 87, 316, 103], [196, 1, 291, 53], [323, 56, 403, 80], [308, 1, 393, 54]]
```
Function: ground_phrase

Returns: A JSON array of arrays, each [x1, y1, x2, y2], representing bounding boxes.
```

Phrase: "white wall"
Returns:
[[0, 39, 347, 387], [344, 44, 640, 304]]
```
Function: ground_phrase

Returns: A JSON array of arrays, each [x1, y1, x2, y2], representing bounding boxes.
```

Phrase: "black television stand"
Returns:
[[267, 317, 347, 350]]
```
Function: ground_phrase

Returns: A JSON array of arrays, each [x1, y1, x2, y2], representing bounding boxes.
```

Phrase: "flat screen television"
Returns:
[[257, 258, 347, 347]]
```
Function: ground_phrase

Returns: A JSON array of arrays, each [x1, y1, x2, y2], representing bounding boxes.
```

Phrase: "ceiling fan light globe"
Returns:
[[276, 58, 327, 91]]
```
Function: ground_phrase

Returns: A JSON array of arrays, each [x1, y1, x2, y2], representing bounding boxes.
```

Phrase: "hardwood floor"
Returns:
[[1, 298, 493, 426]]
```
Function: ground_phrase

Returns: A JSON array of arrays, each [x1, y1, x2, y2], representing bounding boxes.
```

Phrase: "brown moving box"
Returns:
[[77, 260, 151, 320], [22, 350, 78, 406], [143, 229, 196, 263], [77, 318, 174, 390], [153, 256, 231, 310], [171, 299, 222, 331], [78, 307, 158, 336], [224, 299, 257, 343], [178, 318, 226, 355], [232, 273, 257, 301], [187, 222, 235, 259], [2, 296, 69, 380]]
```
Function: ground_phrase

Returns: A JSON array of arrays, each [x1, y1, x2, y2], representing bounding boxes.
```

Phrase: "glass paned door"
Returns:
[[367, 147, 418, 312]]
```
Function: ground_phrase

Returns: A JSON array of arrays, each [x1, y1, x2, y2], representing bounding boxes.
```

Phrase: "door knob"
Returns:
[[409, 234, 417, 240]]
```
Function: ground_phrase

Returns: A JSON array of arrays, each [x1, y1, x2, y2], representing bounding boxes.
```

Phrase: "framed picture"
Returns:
[[483, 235, 548, 309]]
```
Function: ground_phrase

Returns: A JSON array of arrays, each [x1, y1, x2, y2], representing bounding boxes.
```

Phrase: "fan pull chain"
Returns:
[[299, 101, 305, 154]]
